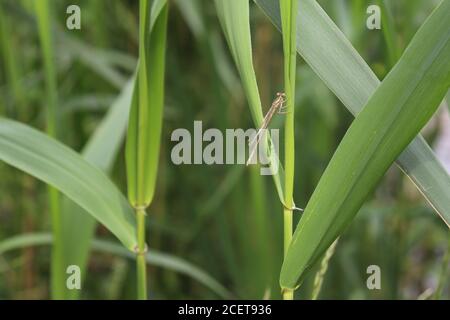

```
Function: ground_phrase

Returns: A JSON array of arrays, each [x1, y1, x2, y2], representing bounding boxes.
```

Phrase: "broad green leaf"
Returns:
[[126, 0, 168, 207], [0, 118, 138, 251], [280, 0, 450, 289], [0, 233, 233, 299], [61, 78, 134, 299], [255, 0, 450, 226]]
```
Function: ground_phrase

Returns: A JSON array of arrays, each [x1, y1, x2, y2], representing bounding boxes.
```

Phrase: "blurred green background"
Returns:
[[0, 0, 448, 299]]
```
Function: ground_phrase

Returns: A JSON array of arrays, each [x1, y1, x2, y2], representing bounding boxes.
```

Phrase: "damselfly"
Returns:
[[246, 92, 287, 166]]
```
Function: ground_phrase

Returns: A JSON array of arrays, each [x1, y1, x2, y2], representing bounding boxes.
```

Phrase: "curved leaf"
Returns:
[[0, 118, 137, 250], [280, 0, 450, 289], [93, 239, 232, 299], [61, 78, 135, 299], [0, 233, 233, 299]]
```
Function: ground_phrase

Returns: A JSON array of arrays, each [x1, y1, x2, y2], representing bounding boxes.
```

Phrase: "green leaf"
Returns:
[[0, 233, 233, 299], [126, 0, 168, 207], [0, 233, 52, 254], [214, 0, 293, 209], [280, 0, 450, 289], [214, 0, 264, 125], [92, 239, 233, 299], [61, 78, 135, 299], [59, 35, 130, 89], [255, 0, 450, 226], [377, 0, 400, 67], [0, 118, 138, 251]]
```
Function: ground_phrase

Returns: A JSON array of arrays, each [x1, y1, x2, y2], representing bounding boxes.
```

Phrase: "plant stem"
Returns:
[[280, 0, 298, 300], [282, 209, 293, 300], [282, 103, 295, 301], [136, 207, 147, 300], [35, 0, 62, 299], [133, 0, 149, 301], [126, 0, 167, 300]]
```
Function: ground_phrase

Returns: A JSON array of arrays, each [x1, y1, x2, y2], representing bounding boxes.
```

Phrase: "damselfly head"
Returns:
[[276, 92, 286, 98]]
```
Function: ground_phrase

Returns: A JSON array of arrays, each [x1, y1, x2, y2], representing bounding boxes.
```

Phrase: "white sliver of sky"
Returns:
[[434, 103, 450, 174]]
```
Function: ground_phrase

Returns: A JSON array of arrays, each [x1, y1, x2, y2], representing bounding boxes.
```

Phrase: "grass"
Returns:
[[0, 0, 448, 300]]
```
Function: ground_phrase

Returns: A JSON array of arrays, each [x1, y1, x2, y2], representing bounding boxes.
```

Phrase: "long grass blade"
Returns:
[[280, 0, 450, 289], [61, 78, 134, 299], [0, 118, 138, 250], [0, 233, 232, 299]]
